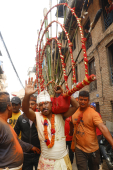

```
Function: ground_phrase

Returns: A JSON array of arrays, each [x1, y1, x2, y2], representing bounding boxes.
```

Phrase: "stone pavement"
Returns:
[[72, 153, 78, 170], [72, 158, 105, 170]]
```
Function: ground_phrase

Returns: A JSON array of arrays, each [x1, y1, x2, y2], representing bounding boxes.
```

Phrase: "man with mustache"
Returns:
[[9, 96, 22, 129], [72, 90, 113, 170], [22, 78, 79, 170]]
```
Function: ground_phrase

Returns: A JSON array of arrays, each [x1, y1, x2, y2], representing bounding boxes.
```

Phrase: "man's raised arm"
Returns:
[[22, 78, 37, 122], [97, 123, 113, 148]]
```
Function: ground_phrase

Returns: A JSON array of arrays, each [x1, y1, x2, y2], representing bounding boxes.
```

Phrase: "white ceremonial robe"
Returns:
[[35, 112, 72, 170]]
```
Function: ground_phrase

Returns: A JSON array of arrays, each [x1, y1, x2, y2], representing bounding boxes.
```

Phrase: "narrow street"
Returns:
[[72, 154, 78, 170], [0, 0, 113, 169], [72, 159, 77, 170]]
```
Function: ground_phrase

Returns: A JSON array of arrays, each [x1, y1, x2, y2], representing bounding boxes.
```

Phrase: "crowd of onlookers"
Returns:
[[9, 95, 41, 170], [9, 92, 104, 169], [0, 86, 113, 170]]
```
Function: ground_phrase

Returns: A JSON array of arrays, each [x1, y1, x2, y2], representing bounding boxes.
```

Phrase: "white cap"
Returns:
[[37, 90, 51, 104]]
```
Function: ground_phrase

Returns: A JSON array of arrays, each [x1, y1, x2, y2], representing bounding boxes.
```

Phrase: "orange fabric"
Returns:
[[71, 112, 83, 152], [72, 107, 103, 153]]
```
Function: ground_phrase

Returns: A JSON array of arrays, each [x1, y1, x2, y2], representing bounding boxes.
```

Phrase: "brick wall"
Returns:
[[63, 0, 113, 123]]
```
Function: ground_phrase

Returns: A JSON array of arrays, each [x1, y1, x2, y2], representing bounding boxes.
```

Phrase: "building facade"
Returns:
[[56, 0, 113, 124]]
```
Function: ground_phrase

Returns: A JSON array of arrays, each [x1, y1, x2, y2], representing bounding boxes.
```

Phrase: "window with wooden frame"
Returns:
[[75, 64, 78, 82], [72, 37, 76, 51], [108, 43, 113, 85], [84, 19, 92, 51], [88, 58, 97, 91], [101, 0, 113, 30], [95, 102, 100, 113], [111, 101, 113, 113], [84, 0, 93, 12]]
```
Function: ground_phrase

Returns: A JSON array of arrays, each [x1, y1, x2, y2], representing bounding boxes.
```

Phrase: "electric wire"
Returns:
[[0, 32, 24, 89]]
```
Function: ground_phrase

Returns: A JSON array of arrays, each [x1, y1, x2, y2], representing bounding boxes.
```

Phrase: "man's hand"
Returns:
[[25, 77, 38, 96], [22, 77, 37, 122], [54, 85, 63, 94], [31, 146, 41, 154]]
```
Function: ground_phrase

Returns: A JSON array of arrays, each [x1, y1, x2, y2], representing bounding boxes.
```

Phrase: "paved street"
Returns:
[[72, 154, 78, 170]]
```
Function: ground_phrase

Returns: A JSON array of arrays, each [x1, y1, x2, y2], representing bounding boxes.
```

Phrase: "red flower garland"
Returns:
[[43, 114, 55, 148]]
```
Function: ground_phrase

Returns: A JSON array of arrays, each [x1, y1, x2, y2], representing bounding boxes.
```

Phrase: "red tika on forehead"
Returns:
[[41, 102, 44, 104], [30, 96, 36, 102], [39, 101, 50, 105]]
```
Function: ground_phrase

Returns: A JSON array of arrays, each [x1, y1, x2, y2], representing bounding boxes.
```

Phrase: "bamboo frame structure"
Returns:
[[36, 2, 98, 96]]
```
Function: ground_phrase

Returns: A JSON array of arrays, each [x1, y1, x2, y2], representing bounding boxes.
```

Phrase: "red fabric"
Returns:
[[107, 3, 113, 13], [65, 116, 72, 141], [96, 113, 102, 136], [109, 4, 113, 13], [51, 95, 71, 114]]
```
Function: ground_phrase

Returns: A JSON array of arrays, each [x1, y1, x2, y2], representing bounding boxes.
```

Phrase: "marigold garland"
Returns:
[[43, 114, 55, 148]]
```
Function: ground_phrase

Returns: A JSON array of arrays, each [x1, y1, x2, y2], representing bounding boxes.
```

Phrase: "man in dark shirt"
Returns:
[[0, 92, 23, 170], [14, 95, 40, 170], [0, 92, 40, 170], [9, 96, 22, 129]]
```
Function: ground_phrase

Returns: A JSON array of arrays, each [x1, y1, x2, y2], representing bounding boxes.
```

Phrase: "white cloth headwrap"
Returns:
[[37, 90, 51, 104]]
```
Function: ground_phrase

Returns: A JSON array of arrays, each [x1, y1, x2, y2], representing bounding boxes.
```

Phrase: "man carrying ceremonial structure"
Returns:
[[22, 78, 79, 170]]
